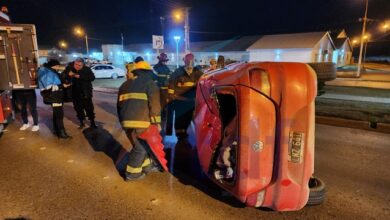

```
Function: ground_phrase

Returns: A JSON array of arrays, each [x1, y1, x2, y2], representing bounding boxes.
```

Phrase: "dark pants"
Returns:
[[72, 95, 95, 122], [174, 100, 195, 139], [13, 89, 38, 125], [126, 128, 148, 169], [52, 104, 65, 132]]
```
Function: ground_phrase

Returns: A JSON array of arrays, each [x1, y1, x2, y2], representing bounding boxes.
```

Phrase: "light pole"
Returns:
[[74, 26, 89, 55], [173, 8, 191, 54], [184, 7, 190, 54], [174, 36, 181, 68], [362, 35, 369, 68], [357, 0, 368, 77]]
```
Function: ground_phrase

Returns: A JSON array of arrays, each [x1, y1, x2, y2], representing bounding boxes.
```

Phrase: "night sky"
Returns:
[[2, 0, 390, 55]]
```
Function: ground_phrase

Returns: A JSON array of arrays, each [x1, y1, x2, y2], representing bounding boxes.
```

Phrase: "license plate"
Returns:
[[288, 132, 304, 163]]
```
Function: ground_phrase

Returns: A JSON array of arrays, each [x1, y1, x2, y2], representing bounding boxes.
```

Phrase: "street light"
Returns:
[[59, 40, 68, 49], [362, 34, 370, 68], [73, 26, 89, 55], [357, 0, 368, 77], [174, 36, 181, 68], [172, 8, 190, 54]]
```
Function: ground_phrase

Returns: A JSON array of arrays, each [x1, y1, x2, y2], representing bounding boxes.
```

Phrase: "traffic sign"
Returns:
[[152, 35, 164, 50]]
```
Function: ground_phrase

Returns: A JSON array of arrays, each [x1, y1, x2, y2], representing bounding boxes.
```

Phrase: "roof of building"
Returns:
[[247, 31, 332, 50]]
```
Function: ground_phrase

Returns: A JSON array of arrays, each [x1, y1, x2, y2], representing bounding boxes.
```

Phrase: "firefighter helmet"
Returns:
[[135, 61, 152, 70], [157, 53, 169, 62], [183, 53, 194, 66]]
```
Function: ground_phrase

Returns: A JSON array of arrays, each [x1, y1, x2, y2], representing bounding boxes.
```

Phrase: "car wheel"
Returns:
[[111, 73, 118, 79], [306, 176, 326, 206]]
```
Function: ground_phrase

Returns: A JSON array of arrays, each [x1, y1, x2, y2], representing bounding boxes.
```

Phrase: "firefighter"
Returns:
[[168, 53, 204, 140], [117, 61, 162, 181], [153, 53, 172, 134], [207, 58, 217, 72]]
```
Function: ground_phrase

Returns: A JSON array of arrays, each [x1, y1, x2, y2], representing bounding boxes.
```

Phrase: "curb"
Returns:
[[94, 87, 119, 94], [316, 116, 390, 134]]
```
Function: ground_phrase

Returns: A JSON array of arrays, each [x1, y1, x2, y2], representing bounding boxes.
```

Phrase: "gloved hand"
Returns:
[[51, 85, 59, 91]]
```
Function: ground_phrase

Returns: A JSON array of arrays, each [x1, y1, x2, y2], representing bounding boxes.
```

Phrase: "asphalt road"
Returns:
[[0, 91, 389, 220]]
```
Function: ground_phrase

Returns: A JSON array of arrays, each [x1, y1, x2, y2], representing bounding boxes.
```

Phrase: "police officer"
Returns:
[[62, 58, 97, 129], [168, 53, 204, 140], [117, 61, 162, 181]]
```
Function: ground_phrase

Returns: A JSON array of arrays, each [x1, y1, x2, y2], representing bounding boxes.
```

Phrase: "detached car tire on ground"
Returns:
[[307, 62, 337, 96]]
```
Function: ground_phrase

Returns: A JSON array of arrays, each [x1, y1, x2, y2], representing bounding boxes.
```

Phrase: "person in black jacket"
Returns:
[[117, 61, 162, 181], [62, 58, 97, 129]]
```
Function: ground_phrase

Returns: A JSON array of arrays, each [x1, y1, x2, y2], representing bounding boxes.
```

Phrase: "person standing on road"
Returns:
[[153, 53, 172, 134], [167, 53, 204, 140], [207, 58, 218, 72], [117, 61, 162, 181], [37, 59, 71, 139], [12, 89, 39, 132], [62, 58, 97, 129]]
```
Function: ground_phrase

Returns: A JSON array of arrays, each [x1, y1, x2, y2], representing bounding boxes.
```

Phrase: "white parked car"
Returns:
[[91, 64, 125, 79]]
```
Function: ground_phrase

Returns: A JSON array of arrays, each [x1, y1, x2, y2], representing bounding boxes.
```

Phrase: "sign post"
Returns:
[[152, 35, 164, 55]]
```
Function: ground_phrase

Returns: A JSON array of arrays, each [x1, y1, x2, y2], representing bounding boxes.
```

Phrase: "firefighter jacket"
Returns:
[[153, 62, 171, 89], [117, 69, 161, 129], [168, 66, 204, 102]]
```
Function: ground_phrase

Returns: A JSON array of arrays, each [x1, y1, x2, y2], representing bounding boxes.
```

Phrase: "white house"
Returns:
[[331, 30, 353, 66], [247, 32, 336, 63]]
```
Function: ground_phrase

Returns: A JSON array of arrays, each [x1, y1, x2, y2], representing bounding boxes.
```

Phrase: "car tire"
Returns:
[[307, 177, 326, 206], [307, 62, 337, 82], [111, 73, 118, 79]]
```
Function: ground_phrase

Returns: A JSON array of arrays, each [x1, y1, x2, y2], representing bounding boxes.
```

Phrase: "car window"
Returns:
[[94, 66, 102, 70], [106, 66, 114, 70]]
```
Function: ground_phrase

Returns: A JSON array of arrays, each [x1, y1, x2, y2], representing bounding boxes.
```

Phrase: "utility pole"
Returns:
[[184, 7, 190, 54], [357, 0, 368, 77], [85, 34, 89, 55]]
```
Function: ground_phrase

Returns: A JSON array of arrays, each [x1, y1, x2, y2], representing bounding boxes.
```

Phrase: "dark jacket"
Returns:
[[117, 69, 161, 129], [168, 66, 204, 102], [62, 63, 95, 99], [153, 62, 171, 88]]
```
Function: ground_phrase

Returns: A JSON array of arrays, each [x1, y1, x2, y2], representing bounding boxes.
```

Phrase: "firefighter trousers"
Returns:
[[125, 128, 152, 174]]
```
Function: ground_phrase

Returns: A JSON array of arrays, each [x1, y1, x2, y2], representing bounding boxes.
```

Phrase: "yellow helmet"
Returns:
[[126, 62, 136, 72], [135, 61, 152, 70]]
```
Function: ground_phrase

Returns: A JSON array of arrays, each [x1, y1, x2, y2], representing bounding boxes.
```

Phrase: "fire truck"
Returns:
[[0, 7, 39, 134]]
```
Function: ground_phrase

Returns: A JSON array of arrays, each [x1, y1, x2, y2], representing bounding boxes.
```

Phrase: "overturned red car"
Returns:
[[194, 62, 323, 211]]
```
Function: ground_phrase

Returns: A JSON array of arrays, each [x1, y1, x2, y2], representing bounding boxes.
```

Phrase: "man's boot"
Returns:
[[90, 120, 97, 128], [58, 129, 71, 139], [78, 120, 85, 129]]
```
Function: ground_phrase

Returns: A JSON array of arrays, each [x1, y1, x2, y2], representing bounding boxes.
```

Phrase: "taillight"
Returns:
[[249, 69, 271, 96]]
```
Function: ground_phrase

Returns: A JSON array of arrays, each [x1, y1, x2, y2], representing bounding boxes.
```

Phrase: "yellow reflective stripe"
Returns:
[[157, 74, 169, 77], [142, 158, 151, 167], [52, 103, 63, 107], [160, 87, 168, 90], [119, 93, 148, 102], [126, 165, 142, 173], [178, 82, 195, 87], [150, 116, 161, 123], [168, 89, 175, 94], [121, 120, 150, 128]]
